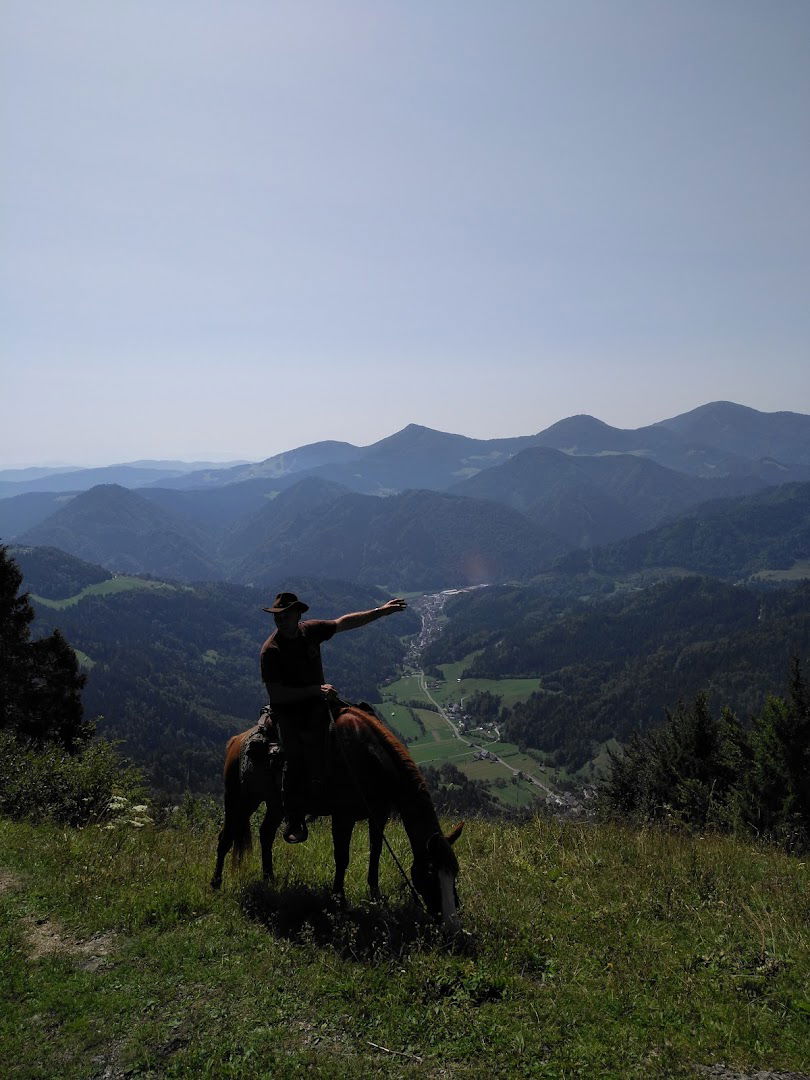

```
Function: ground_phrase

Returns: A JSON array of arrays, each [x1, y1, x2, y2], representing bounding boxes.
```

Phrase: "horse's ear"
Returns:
[[446, 822, 464, 846]]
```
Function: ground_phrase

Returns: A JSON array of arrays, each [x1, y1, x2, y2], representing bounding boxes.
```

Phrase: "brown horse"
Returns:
[[210, 705, 463, 923]]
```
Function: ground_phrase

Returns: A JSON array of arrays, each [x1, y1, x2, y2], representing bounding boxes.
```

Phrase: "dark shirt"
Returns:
[[260, 619, 337, 696]]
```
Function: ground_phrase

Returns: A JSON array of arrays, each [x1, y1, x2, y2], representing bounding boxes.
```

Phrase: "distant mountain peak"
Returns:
[[540, 414, 617, 434], [370, 423, 461, 445]]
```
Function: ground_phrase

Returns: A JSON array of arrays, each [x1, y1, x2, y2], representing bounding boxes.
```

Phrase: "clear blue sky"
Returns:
[[2, 1, 808, 466]]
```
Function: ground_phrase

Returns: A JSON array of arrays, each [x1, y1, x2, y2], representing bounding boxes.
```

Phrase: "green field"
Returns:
[[379, 665, 556, 810], [378, 703, 423, 741], [432, 658, 540, 710], [4, 815, 807, 1077], [380, 674, 424, 701], [409, 742, 471, 766], [752, 559, 810, 582], [32, 576, 179, 610]]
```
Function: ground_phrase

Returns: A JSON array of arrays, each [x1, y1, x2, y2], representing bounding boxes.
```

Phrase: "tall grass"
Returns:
[[1, 813, 808, 1078]]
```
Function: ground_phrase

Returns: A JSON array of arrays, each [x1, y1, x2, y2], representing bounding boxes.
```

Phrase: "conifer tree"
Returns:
[[748, 657, 810, 844], [0, 545, 36, 732], [0, 546, 90, 751]]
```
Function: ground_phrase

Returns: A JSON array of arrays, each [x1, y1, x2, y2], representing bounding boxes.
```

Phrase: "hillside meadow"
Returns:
[[1, 813, 808, 1078]]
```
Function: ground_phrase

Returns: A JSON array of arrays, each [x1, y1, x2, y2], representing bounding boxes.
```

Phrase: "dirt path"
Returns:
[[0, 868, 22, 894], [2, 864, 117, 971]]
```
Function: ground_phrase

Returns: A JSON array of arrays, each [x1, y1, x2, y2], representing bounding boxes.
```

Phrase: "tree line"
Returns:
[[0, 546, 137, 823], [600, 662, 810, 852]]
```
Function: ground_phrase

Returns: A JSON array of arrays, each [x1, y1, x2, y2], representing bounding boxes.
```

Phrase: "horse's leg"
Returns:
[[259, 799, 283, 882], [367, 812, 388, 902], [211, 805, 237, 889], [331, 813, 355, 904]]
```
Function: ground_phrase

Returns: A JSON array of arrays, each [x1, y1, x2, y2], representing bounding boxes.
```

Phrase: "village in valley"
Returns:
[[382, 587, 590, 816]]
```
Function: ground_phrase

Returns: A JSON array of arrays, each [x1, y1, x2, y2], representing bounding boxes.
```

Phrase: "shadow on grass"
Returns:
[[240, 879, 476, 963]]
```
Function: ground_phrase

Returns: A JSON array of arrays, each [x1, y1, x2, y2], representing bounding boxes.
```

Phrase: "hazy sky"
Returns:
[[2, 1, 808, 467]]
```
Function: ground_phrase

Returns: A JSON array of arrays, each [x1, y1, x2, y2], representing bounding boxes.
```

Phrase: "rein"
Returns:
[[329, 703, 428, 912]]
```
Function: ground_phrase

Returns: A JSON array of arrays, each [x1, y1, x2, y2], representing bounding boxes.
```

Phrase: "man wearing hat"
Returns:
[[260, 591, 407, 844]]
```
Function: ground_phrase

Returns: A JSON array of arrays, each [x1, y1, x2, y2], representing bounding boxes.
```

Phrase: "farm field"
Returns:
[[377, 663, 557, 811], [379, 703, 423, 741], [433, 659, 541, 710], [752, 559, 810, 582], [31, 576, 179, 609]]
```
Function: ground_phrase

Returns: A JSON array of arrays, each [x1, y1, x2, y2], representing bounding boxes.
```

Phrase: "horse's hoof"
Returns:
[[210, 878, 222, 891]]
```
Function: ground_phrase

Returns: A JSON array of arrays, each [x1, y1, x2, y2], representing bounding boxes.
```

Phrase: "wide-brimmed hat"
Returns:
[[262, 591, 309, 615]]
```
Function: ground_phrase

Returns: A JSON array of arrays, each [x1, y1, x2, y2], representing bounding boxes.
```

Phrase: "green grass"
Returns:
[[379, 669, 556, 810], [435, 668, 541, 710], [414, 709, 448, 734], [380, 675, 425, 701], [73, 649, 95, 670], [377, 704, 423, 741], [751, 559, 810, 582], [476, 777, 538, 809], [31, 577, 179, 610], [1, 815, 808, 1078], [409, 741, 466, 765]]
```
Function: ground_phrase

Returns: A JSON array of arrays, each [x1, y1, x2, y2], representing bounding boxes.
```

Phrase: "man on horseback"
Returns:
[[260, 591, 407, 844]]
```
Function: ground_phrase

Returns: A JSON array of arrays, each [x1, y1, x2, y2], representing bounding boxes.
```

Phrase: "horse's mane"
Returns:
[[337, 705, 436, 817]]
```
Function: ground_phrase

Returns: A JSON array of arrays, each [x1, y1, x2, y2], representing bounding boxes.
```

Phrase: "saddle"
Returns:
[[239, 700, 378, 784]]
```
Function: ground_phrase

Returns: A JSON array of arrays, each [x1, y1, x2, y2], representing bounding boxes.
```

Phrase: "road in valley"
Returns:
[[410, 589, 561, 803]]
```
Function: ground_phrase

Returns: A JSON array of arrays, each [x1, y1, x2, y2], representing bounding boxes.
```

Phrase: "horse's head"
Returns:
[[410, 822, 464, 924]]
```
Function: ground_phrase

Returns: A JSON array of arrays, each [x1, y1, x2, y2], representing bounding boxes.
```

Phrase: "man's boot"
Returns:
[[283, 819, 309, 844], [282, 758, 309, 843]]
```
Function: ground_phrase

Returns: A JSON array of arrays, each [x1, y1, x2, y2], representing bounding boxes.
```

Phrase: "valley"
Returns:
[[377, 588, 567, 812]]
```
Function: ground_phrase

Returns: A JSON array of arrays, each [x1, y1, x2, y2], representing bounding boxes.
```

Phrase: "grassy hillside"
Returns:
[[1, 815, 807, 1078], [32, 575, 176, 609]]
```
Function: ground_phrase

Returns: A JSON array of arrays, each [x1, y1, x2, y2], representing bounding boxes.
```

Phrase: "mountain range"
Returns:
[[3, 401, 810, 589], [5, 402, 810, 500], [0, 459, 248, 498]]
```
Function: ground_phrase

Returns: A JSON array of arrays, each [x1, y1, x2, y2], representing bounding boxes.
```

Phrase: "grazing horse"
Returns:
[[210, 705, 464, 924]]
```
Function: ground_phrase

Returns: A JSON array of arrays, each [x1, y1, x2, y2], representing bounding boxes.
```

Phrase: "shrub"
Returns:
[[0, 729, 142, 826]]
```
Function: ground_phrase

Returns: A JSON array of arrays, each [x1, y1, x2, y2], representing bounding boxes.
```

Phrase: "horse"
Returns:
[[210, 704, 464, 924]]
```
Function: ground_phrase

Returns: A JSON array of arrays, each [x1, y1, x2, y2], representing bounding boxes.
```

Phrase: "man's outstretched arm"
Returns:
[[333, 598, 407, 634]]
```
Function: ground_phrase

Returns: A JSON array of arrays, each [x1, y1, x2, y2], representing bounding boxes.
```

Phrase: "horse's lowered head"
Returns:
[[410, 822, 464, 924]]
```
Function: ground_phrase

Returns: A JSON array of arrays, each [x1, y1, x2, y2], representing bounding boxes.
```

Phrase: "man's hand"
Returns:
[[379, 598, 407, 615], [321, 683, 339, 701]]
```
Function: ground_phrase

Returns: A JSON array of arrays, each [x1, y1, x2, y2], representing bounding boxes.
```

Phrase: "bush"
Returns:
[[0, 730, 142, 826]]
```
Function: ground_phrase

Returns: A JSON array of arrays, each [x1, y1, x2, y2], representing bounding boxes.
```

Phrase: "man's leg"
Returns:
[[307, 701, 333, 798], [276, 715, 309, 843]]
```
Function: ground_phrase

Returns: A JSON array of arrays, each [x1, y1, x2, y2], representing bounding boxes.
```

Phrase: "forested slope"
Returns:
[[425, 578, 810, 770], [559, 481, 810, 580], [28, 570, 418, 795]]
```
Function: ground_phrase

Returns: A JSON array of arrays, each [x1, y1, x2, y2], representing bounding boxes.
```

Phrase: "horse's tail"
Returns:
[[223, 733, 252, 866], [231, 812, 253, 866]]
